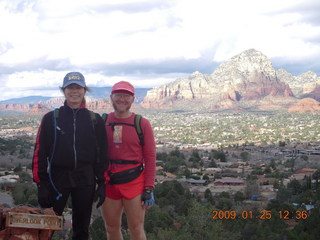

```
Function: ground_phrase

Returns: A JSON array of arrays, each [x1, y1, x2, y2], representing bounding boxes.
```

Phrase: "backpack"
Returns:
[[102, 113, 144, 146]]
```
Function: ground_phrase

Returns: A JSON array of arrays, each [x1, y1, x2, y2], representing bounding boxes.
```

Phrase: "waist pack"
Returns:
[[108, 164, 144, 185]]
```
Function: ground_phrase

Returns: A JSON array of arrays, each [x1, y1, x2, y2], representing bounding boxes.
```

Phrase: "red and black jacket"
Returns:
[[32, 102, 108, 187]]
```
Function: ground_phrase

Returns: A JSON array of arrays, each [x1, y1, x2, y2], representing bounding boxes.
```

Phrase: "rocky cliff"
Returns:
[[141, 49, 294, 111], [277, 70, 320, 97]]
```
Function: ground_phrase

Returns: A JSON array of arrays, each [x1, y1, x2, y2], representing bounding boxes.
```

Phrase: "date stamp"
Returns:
[[212, 210, 309, 220]]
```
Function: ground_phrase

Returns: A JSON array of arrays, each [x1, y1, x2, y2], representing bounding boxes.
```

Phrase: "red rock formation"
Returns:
[[141, 49, 294, 111], [302, 85, 320, 101], [0, 104, 31, 112], [288, 98, 320, 113], [221, 90, 241, 101], [27, 104, 51, 115], [87, 99, 113, 111]]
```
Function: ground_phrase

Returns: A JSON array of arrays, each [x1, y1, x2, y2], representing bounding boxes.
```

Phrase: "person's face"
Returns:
[[111, 92, 134, 114], [64, 84, 86, 107]]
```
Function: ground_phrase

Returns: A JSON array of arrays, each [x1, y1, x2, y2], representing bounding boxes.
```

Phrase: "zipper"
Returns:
[[72, 109, 80, 169]]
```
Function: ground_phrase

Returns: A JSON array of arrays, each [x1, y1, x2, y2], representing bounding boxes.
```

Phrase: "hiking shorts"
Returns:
[[106, 171, 145, 200]]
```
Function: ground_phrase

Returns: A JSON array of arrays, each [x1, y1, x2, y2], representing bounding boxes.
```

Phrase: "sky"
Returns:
[[0, 0, 320, 101]]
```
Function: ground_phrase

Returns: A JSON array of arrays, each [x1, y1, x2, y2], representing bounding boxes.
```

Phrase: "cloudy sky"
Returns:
[[0, 0, 319, 100]]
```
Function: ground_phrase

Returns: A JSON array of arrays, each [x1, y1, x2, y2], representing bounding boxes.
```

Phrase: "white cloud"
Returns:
[[0, 0, 319, 101]]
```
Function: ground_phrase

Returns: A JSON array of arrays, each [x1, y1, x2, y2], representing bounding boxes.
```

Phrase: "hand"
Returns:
[[93, 183, 106, 208], [37, 183, 52, 208], [141, 188, 155, 209]]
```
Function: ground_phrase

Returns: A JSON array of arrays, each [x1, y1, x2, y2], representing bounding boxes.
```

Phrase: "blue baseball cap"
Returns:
[[62, 72, 86, 88]]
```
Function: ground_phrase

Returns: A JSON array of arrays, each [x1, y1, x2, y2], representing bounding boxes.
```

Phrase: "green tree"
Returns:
[[145, 205, 174, 235], [219, 191, 230, 199], [204, 188, 214, 205], [189, 149, 201, 163], [234, 191, 245, 203], [312, 169, 320, 189], [18, 171, 33, 182], [216, 198, 233, 210], [269, 159, 276, 170], [287, 179, 303, 195], [13, 163, 22, 173], [290, 208, 320, 240], [155, 181, 192, 216], [240, 151, 250, 161], [183, 168, 191, 178], [276, 186, 291, 203], [245, 180, 259, 198], [208, 159, 217, 167], [164, 155, 185, 174], [12, 183, 37, 206], [89, 216, 106, 240], [178, 201, 240, 239], [211, 150, 226, 162], [169, 148, 185, 159], [202, 174, 209, 180]]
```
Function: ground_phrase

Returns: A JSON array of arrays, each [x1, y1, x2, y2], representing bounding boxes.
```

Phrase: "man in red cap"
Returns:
[[101, 81, 156, 240]]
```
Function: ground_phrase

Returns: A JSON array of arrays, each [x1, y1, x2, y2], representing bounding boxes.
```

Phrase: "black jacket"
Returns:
[[32, 102, 108, 188]]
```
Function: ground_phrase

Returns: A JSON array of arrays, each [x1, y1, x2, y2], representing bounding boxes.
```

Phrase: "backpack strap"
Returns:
[[103, 113, 144, 146], [134, 114, 144, 146], [54, 108, 59, 120], [101, 113, 108, 122], [88, 110, 97, 131]]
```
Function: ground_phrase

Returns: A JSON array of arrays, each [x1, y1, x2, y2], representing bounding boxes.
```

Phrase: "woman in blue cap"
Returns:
[[32, 72, 108, 240]]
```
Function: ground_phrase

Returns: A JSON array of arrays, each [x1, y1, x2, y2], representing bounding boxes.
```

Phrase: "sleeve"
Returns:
[[94, 113, 109, 184], [32, 112, 53, 184], [141, 117, 156, 188]]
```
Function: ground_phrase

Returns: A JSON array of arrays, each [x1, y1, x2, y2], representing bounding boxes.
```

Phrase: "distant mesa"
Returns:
[[288, 98, 320, 113]]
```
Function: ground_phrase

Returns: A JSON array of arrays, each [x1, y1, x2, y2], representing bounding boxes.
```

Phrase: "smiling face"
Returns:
[[111, 92, 134, 118], [63, 84, 86, 108]]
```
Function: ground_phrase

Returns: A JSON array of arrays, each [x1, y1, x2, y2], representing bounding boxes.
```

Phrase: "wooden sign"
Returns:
[[5, 212, 63, 230]]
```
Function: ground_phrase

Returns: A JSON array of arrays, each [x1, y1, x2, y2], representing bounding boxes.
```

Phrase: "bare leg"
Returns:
[[123, 195, 146, 240], [101, 197, 124, 240]]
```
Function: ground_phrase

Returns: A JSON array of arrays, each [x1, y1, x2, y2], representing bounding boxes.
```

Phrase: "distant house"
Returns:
[[291, 168, 318, 181], [257, 175, 277, 185], [202, 168, 222, 175], [213, 177, 245, 186], [294, 168, 317, 175], [177, 178, 208, 186], [185, 179, 207, 185], [165, 172, 176, 179]]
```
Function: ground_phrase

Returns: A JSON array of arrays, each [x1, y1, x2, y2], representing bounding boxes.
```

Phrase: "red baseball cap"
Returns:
[[111, 81, 135, 95]]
